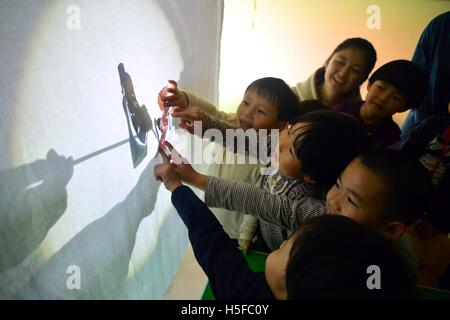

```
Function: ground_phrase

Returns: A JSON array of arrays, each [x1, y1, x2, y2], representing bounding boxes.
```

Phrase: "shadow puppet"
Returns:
[[25, 155, 162, 299], [0, 149, 73, 272]]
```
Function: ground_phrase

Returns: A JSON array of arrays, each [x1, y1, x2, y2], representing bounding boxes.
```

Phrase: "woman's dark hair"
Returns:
[[314, 38, 377, 101], [326, 37, 377, 77], [245, 77, 300, 122], [286, 215, 416, 299], [288, 109, 369, 188]]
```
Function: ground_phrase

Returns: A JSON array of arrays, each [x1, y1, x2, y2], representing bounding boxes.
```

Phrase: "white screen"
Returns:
[[0, 0, 222, 299]]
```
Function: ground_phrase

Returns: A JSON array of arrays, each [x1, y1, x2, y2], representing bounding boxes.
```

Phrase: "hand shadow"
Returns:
[[0, 149, 73, 272], [26, 155, 162, 299]]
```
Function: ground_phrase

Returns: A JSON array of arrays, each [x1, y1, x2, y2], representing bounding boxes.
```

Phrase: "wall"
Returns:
[[219, 0, 450, 125]]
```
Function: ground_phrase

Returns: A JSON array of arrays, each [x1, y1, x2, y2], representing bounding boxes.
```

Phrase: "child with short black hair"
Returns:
[[154, 157, 416, 299], [198, 148, 433, 277], [171, 108, 368, 251], [334, 59, 427, 148], [187, 148, 432, 242], [161, 77, 302, 252], [327, 149, 432, 239], [285, 215, 416, 299]]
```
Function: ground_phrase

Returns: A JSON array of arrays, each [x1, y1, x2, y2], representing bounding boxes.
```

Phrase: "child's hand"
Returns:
[[154, 149, 182, 192], [171, 106, 207, 135], [157, 80, 189, 110], [165, 142, 208, 190], [239, 239, 253, 256]]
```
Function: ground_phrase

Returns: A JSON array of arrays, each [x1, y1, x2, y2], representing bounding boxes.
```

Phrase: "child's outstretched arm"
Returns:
[[172, 106, 237, 139], [172, 107, 262, 160], [153, 150, 274, 299], [184, 90, 236, 124], [205, 176, 327, 231], [153, 154, 183, 193], [161, 144, 325, 231], [157, 80, 235, 125]]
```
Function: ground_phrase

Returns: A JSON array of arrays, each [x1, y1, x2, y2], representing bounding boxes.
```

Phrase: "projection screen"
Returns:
[[0, 0, 223, 299]]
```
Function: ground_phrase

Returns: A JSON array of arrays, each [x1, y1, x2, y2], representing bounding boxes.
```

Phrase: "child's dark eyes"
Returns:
[[257, 108, 266, 115], [376, 84, 384, 90], [242, 100, 249, 106], [347, 197, 356, 206]]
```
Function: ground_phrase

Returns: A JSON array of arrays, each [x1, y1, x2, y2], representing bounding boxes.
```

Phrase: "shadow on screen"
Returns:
[[26, 155, 162, 299], [0, 149, 73, 272]]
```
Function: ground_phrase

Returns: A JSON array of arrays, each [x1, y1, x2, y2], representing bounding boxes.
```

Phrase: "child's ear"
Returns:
[[366, 82, 372, 92], [382, 221, 407, 240]]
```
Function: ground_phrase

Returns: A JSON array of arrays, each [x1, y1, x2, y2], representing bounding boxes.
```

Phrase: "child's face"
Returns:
[[326, 157, 387, 230], [265, 229, 301, 299], [363, 80, 407, 121], [323, 48, 367, 98], [235, 90, 281, 131], [271, 123, 303, 178]]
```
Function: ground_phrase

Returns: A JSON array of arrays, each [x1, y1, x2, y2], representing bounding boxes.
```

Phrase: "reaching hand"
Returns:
[[164, 142, 208, 190], [154, 148, 182, 192], [157, 80, 189, 110]]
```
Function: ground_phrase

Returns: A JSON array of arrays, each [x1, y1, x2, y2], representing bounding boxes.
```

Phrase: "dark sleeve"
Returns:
[[383, 122, 402, 148], [412, 18, 432, 76], [402, 117, 449, 159], [171, 186, 274, 300], [411, 15, 432, 115], [411, 13, 450, 116], [333, 102, 361, 117]]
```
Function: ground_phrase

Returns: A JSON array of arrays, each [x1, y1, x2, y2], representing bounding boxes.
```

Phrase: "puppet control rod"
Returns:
[[72, 136, 134, 166]]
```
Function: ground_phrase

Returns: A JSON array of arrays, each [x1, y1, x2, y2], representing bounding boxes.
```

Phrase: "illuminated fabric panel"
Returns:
[[0, 0, 222, 299]]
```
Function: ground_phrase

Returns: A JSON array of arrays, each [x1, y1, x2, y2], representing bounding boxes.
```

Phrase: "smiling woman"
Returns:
[[219, 0, 450, 127], [0, 0, 222, 299]]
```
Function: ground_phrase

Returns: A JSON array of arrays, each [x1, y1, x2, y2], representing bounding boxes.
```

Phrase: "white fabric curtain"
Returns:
[[0, 0, 223, 299]]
